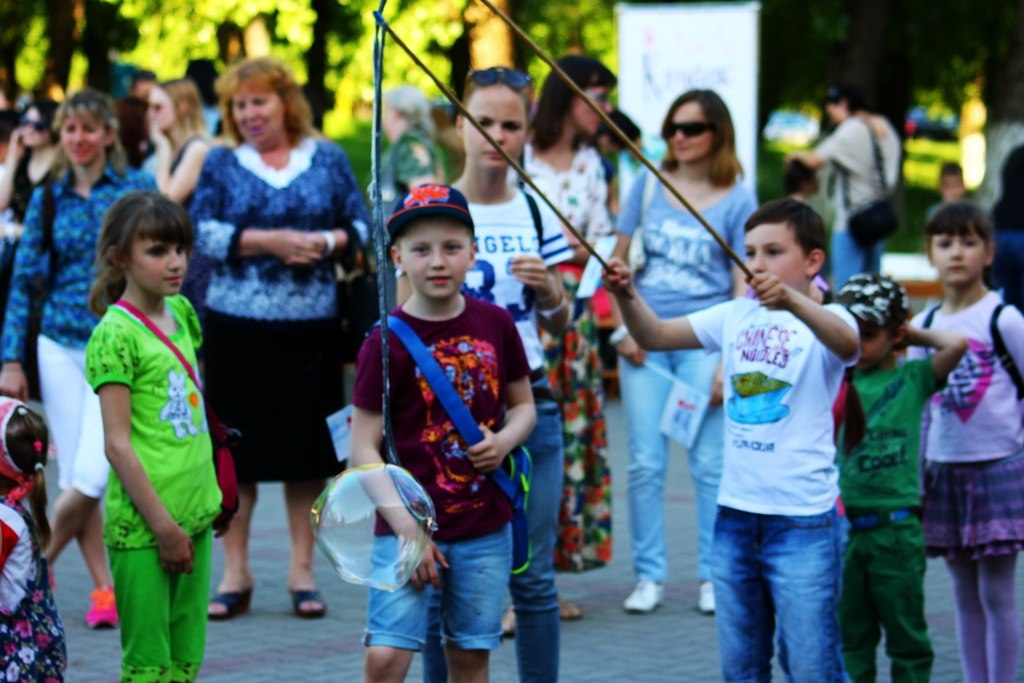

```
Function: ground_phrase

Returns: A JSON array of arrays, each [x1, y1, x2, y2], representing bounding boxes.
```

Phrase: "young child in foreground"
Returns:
[[907, 203, 1024, 683], [349, 184, 536, 683], [604, 197, 859, 682], [834, 273, 967, 683], [0, 399, 66, 680], [85, 191, 223, 682]]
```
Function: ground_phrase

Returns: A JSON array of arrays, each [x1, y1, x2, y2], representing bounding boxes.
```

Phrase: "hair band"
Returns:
[[34, 462, 44, 472]]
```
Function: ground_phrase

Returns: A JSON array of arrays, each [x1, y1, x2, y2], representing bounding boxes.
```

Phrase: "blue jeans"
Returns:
[[364, 525, 511, 651], [712, 506, 845, 683], [994, 229, 1024, 310], [831, 227, 884, 288], [619, 349, 723, 582], [424, 391, 563, 683]]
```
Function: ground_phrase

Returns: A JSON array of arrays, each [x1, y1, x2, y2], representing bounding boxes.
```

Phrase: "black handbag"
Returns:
[[845, 120, 898, 247]]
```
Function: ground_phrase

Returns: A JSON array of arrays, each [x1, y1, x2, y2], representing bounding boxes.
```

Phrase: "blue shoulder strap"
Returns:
[[387, 316, 484, 443], [386, 316, 518, 500]]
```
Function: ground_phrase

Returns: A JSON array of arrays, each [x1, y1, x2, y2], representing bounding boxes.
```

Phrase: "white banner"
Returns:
[[616, 2, 761, 194]]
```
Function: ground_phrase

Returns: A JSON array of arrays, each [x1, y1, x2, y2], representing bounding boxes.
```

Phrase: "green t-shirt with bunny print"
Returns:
[[85, 295, 221, 549]]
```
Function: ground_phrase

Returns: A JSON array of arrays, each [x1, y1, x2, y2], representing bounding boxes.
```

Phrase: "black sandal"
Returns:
[[290, 589, 327, 619], [208, 588, 253, 621]]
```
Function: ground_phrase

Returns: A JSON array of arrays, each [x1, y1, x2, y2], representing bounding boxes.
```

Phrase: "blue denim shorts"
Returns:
[[364, 524, 511, 651]]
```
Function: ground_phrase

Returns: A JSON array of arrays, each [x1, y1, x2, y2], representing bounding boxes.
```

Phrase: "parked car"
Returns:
[[904, 106, 959, 141], [762, 110, 820, 145]]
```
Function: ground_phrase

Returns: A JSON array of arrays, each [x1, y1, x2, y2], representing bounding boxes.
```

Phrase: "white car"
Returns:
[[762, 110, 820, 145]]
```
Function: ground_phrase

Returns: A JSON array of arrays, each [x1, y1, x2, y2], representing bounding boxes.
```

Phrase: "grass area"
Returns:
[[335, 124, 960, 256]]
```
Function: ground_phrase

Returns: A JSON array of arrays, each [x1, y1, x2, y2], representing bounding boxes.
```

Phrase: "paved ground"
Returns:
[[51, 395, 1024, 682]]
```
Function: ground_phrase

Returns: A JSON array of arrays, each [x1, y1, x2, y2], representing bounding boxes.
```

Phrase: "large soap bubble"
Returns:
[[311, 463, 436, 592]]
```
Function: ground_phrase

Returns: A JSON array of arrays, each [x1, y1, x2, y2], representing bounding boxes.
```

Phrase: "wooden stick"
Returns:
[[474, 0, 753, 279], [378, 19, 614, 273]]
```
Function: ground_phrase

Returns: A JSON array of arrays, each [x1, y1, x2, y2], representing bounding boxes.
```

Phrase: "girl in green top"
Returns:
[[85, 191, 222, 683]]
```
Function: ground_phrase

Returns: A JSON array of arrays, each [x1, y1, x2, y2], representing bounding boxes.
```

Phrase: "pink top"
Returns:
[[908, 292, 1024, 462]]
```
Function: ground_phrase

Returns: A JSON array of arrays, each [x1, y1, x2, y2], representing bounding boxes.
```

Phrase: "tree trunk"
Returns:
[[465, 0, 513, 72], [217, 21, 245, 65], [0, 0, 22, 101], [306, 0, 331, 130], [82, 0, 111, 93], [243, 16, 270, 58], [44, 0, 80, 96], [826, 0, 892, 108], [977, 0, 1024, 208]]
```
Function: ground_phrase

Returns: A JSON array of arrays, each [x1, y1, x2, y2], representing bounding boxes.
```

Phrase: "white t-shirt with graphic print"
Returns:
[[908, 291, 1024, 463], [689, 298, 859, 516], [464, 192, 573, 370]]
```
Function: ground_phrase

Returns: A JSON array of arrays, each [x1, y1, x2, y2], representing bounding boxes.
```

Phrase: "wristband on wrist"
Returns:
[[609, 324, 629, 345], [537, 296, 568, 319], [321, 230, 337, 257], [320, 230, 336, 258]]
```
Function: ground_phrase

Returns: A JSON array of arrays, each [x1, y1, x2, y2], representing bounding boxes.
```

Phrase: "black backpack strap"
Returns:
[[991, 304, 1024, 400], [38, 182, 57, 292], [522, 191, 544, 247], [921, 304, 940, 329]]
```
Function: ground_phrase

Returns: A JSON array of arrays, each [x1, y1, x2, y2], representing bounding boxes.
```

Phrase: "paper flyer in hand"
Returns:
[[658, 378, 710, 449], [575, 235, 618, 301], [326, 405, 354, 462]]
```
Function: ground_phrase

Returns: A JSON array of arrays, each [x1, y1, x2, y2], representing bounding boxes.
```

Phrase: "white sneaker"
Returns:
[[623, 578, 664, 613], [698, 581, 715, 615]]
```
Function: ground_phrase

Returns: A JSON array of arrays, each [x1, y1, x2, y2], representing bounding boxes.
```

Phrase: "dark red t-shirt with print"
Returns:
[[353, 297, 530, 541]]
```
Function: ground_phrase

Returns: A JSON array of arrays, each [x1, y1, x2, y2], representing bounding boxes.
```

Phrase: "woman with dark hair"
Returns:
[[612, 89, 755, 615], [524, 54, 616, 621], [0, 89, 155, 628], [0, 100, 59, 223], [191, 56, 368, 620]]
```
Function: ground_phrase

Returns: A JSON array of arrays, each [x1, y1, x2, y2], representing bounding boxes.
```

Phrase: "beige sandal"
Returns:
[[558, 596, 583, 621]]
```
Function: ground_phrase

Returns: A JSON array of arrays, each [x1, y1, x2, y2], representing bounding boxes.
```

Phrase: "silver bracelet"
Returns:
[[321, 230, 336, 258], [537, 296, 568, 319], [608, 324, 629, 345]]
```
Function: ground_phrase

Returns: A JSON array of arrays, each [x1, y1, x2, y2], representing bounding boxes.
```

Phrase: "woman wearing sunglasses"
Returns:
[[611, 89, 756, 616], [419, 65, 572, 683], [523, 55, 617, 623], [0, 101, 59, 226]]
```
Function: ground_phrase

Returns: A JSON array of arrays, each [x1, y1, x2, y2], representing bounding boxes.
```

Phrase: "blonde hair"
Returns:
[[4, 405, 51, 546], [89, 191, 195, 315], [160, 78, 208, 139], [216, 57, 313, 146], [660, 89, 743, 187], [52, 89, 127, 179]]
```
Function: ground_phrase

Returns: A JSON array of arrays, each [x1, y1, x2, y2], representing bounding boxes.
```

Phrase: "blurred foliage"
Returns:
[[2, 0, 1020, 116]]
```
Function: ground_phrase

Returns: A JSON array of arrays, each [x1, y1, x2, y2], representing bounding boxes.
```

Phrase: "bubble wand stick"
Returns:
[[473, 0, 753, 280]]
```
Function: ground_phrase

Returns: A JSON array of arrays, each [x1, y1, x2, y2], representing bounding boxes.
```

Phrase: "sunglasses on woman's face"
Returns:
[[665, 121, 714, 138], [20, 118, 49, 132], [467, 67, 533, 90], [584, 89, 611, 105]]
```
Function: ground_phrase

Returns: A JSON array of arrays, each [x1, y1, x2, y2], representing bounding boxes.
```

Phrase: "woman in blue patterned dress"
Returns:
[[0, 89, 155, 627], [192, 57, 368, 620]]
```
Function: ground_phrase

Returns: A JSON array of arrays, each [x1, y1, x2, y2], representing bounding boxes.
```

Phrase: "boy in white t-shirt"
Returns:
[[604, 198, 859, 682]]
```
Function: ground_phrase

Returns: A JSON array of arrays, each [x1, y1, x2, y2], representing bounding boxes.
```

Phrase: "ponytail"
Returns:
[[29, 465, 50, 547], [89, 260, 127, 316], [4, 406, 51, 546]]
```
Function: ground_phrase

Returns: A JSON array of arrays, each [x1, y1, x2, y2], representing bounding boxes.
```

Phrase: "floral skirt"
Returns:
[[542, 267, 612, 572]]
